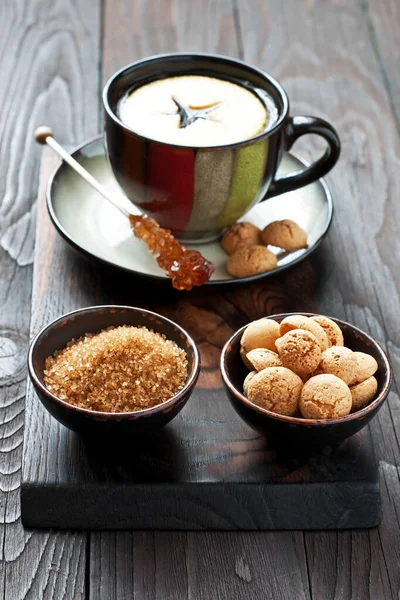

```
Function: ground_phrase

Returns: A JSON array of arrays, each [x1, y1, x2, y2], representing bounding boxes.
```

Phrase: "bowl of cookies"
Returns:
[[220, 313, 392, 446]]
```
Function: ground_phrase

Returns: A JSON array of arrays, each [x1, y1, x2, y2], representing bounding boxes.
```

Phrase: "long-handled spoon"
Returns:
[[34, 127, 214, 290]]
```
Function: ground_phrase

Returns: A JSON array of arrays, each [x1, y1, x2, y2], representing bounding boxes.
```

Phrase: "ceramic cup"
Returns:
[[103, 53, 340, 243]]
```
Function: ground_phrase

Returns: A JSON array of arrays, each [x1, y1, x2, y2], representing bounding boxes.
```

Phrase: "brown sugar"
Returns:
[[44, 326, 188, 412]]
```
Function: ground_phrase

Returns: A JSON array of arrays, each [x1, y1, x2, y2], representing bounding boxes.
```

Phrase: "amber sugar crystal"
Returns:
[[129, 215, 215, 290], [44, 326, 188, 412]]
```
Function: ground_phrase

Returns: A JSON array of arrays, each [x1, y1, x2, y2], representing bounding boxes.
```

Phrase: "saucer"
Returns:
[[47, 136, 333, 285]]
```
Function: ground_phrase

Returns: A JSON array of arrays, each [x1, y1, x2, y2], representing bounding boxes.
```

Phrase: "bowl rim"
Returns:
[[220, 312, 392, 426], [28, 304, 200, 419]]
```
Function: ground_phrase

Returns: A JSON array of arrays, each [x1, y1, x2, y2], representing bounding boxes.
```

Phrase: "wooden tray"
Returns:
[[21, 151, 380, 530]]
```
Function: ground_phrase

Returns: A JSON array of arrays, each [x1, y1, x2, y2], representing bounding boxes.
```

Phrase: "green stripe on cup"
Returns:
[[217, 140, 269, 228]]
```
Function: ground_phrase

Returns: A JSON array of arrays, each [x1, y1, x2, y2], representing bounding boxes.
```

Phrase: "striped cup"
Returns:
[[103, 53, 340, 243]]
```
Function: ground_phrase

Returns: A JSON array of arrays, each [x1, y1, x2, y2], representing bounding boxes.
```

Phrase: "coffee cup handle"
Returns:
[[264, 116, 340, 199]]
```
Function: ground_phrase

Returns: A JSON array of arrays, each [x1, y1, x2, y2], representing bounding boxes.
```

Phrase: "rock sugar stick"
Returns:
[[34, 127, 215, 290]]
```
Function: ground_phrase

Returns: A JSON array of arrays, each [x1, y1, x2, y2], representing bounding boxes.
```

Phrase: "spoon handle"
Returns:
[[34, 126, 129, 218]]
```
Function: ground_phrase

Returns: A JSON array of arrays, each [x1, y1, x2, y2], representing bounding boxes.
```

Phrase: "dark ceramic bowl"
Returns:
[[28, 305, 200, 436], [220, 313, 392, 446]]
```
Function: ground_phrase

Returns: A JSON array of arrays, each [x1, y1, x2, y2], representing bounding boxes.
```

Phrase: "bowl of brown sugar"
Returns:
[[28, 305, 200, 435]]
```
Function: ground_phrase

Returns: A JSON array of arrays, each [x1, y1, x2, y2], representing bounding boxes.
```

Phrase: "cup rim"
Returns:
[[220, 312, 392, 427], [28, 305, 201, 420], [102, 52, 289, 150]]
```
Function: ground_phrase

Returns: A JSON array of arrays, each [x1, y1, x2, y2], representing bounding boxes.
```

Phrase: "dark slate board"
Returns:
[[21, 152, 380, 530]]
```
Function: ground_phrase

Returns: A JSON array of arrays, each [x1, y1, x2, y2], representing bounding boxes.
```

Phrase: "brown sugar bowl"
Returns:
[[220, 312, 392, 446], [28, 305, 200, 436]]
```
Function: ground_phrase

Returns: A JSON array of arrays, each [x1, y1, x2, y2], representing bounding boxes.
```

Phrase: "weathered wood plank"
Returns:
[[362, 0, 400, 132], [303, 461, 400, 600], [0, 0, 101, 597], [90, 532, 188, 600], [236, 0, 400, 597], [184, 531, 311, 600], [91, 530, 311, 600], [102, 0, 240, 82]]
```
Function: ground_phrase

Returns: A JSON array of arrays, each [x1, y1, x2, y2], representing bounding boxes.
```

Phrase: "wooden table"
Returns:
[[1, 0, 400, 598]]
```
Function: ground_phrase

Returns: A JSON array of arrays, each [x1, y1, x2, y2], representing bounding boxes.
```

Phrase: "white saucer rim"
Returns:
[[46, 134, 334, 286]]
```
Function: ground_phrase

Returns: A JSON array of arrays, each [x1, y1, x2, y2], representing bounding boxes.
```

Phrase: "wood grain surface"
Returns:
[[0, 0, 100, 598], [1, 0, 400, 598], [363, 0, 400, 132], [236, 0, 400, 597]]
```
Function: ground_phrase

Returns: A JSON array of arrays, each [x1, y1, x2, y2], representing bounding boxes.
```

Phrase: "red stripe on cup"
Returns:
[[146, 144, 195, 236]]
